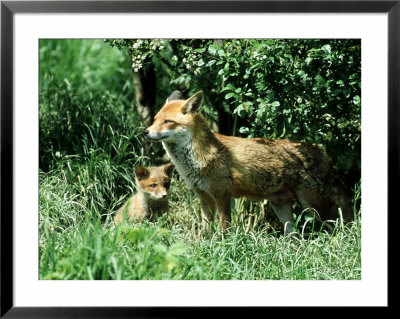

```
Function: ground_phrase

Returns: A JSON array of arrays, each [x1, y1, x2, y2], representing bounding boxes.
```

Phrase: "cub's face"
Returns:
[[135, 164, 173, 200]]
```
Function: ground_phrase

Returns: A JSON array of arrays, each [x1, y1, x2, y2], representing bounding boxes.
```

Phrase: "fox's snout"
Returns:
[[149, 190, 168, 200], [144, 125, 175, 142], [143, 127, 160, 141]]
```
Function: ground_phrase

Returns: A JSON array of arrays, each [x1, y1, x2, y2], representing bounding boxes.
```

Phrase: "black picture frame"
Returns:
[[1, 0, 396, 317]]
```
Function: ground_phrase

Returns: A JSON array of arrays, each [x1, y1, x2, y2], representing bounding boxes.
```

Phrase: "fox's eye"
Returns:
[[164, 119, 172, 124], [150, 184, 157, 188]]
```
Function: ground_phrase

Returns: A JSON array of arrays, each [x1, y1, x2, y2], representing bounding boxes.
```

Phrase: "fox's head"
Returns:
[[135, 163, 174, 200], [144, 91, 205, 143]]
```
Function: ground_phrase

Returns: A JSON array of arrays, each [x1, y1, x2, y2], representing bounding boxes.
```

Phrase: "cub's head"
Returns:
[[144, 91, 204, 143], [134, 163, 174, 200]]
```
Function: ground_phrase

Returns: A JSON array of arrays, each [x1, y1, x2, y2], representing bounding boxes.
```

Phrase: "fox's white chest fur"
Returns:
[[162, 140, 209, 192]]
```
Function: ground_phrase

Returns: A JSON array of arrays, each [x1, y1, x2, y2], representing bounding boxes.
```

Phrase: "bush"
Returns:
[[108, 39, 360, 188]]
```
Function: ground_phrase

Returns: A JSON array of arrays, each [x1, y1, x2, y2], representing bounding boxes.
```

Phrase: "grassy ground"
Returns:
[[39, 39, 361, 280]]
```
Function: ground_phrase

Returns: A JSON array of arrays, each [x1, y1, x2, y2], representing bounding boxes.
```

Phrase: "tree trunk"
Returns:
[[132, 62, 156, 127]]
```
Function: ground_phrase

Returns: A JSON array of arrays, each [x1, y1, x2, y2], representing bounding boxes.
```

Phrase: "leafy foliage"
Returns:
[[109, 39, 361, 186]]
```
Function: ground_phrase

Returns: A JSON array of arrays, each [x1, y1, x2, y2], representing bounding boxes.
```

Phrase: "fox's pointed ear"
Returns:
[[135, 165, 149, 179], [181, 91, 203, 114], [162, 162, 174, 177], [166, 90, 182, 103]]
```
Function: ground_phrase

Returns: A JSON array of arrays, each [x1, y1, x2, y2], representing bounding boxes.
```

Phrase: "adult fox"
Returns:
[[144, 91, 352, 233]]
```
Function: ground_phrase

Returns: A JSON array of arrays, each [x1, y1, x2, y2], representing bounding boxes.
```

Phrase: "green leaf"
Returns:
[[206, 60, 216, 67], [221, 84, 236, 92], [124, 227, 153, 243], [295, 70, 306, 80], [271, 101, 280, 107], [234, 104, 247, 117], [224, 62, 230, 72], [353, 95, 361, 106], [169, 242, 187, 256], [333, 89, 342, 96], [164, 253, 180, 271], [153, 243, 168, 254], [349, 73, 358, 80], [225, 92, 235, 99], [321, 44, 331, 54], [315, 75, 325, 83], [239, 126, 250, 134], [208, 45, 217, 55], [336, 80, 345, 86]]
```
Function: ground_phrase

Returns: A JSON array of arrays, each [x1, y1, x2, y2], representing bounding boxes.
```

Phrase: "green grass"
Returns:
[[39, 163, 361, 280], [39, 39, 361, 280]]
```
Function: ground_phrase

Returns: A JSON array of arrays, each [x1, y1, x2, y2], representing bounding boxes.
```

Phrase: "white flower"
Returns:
[[132, 40, 142, 49]]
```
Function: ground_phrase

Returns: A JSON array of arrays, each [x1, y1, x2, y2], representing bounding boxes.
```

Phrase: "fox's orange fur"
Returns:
[[114, 163, 173, 224], [145, 91, 352, 233]]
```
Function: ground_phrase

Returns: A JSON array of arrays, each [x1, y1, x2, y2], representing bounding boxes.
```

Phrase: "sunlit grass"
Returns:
[[39, 162, 361, 280]]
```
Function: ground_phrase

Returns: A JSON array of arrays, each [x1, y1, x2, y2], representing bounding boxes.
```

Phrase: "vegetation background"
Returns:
[[39, 39, 361, 280]]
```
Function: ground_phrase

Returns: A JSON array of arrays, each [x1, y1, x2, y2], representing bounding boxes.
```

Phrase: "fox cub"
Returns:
[[144, 90, 352, 233], [114, 163, 174, 224]]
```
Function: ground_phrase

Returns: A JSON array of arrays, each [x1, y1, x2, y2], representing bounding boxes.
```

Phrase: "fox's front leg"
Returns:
[[216, 192, 232, 230], [196, 190, 216, 234]]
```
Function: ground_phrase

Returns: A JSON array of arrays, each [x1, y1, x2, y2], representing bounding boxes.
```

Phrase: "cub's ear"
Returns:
[[180, 91, 203, 114], [166, 90, 182, 103], [162, 162, 174, 177], [135, 165, 149, 179]]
